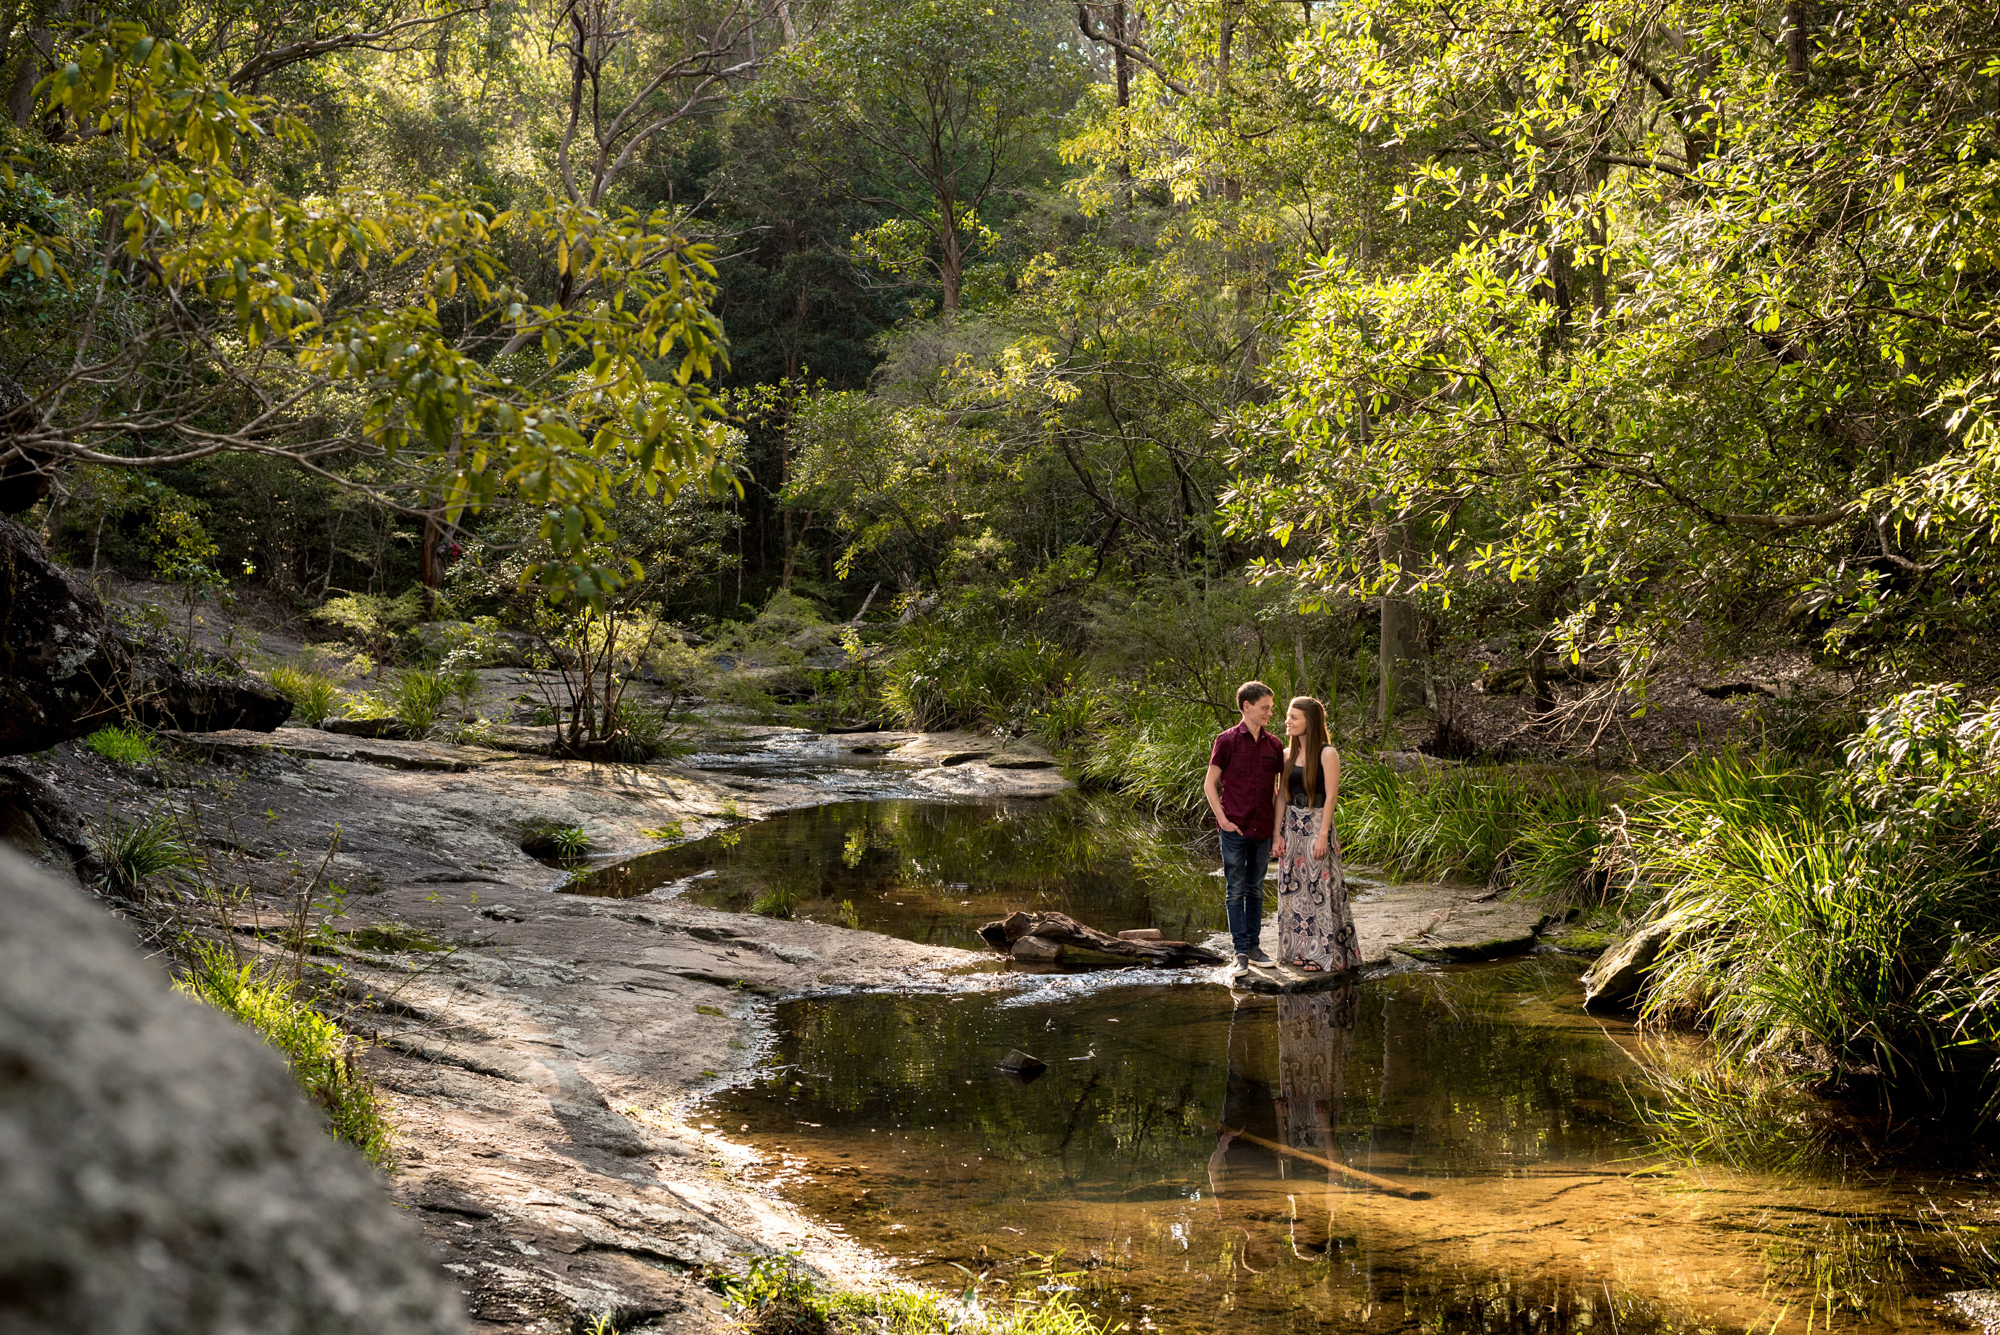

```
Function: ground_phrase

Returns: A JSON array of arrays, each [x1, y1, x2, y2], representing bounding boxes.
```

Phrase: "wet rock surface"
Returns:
[[1582, 916, 1677, 1010], [1945, 1291, 2000, 1333], [0, 844, 464, 1335]]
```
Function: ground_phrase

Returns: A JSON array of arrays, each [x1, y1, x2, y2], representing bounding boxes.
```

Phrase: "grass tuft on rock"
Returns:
[[84, 724, 157, 765], [267, 665, 339, 726], [94, 805, 199, 895], [174, 942, 393, 1166]]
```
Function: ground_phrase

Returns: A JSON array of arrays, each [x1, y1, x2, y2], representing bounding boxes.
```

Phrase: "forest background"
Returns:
[[11, 0, 2000, 1136]]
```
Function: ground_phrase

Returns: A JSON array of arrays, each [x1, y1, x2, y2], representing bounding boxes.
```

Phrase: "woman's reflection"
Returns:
[[1208, 982, 1362, 1274]]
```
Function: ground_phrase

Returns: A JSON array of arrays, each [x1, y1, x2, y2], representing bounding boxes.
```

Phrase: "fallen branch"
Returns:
[[978, 911, 1224, 966], [1213, 1122, 1433, 1199]]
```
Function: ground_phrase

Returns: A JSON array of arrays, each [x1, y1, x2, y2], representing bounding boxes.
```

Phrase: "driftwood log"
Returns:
[[978, 911, 1224, 967]]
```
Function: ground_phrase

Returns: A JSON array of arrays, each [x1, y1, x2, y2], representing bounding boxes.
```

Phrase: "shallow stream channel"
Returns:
[[574, 736, 1997, 1335]]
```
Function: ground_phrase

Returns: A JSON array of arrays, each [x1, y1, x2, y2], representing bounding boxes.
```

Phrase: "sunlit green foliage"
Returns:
[[84, 725, 158, 766], [1229, 0, 2000, 690], [6, 22, 733, 602], [267, 666, 340, 726], [174, 942, 393, 1165]]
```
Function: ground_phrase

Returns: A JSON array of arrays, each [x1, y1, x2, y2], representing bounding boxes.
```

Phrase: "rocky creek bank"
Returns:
[[6, 715, 1578, 1334]]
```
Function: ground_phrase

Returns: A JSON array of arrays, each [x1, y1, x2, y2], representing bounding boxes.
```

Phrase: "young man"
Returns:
[[1204, 681, 1285, 972]]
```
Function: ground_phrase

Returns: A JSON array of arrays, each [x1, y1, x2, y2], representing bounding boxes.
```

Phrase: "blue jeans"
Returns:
[[1218, 829, 1270, 957]]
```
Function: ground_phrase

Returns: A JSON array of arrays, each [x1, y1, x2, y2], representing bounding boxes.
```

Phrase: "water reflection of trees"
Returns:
[[624, 794, 1228, 945], [734, 963, 1639, 1197]]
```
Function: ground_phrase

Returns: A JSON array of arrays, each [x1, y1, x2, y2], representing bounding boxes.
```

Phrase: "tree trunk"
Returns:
[[1378, 594, 1421, 735], [1784, 1, 1810, 82], [938, 218, 963, 320], [419, 511, 444, 620], [1375, 517, 1423, 735], [1112, 1, 1132, 231]]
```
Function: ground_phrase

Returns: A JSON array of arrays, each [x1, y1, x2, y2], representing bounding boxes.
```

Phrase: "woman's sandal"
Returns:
[[1291, 959, 1324, 973]]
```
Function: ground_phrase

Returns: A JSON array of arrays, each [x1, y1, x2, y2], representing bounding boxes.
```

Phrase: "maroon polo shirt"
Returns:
[[1209, 720, 1285, 840]]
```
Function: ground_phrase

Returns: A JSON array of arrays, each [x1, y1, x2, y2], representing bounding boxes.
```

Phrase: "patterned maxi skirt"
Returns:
[[1274, 805, 1362, 973]]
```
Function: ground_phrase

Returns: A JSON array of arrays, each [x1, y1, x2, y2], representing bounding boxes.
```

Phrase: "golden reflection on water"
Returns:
[[716, 957, 1996, 1335]]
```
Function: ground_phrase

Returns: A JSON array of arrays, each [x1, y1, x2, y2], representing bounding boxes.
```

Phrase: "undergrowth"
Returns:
[[173, 941, 394, 1166], [94, 804, 199, 895], [267, 665, 339, 726], [723, 1254, 1121, 1335]]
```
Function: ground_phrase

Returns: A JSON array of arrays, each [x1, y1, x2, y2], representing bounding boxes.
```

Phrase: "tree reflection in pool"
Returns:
[[716, 955, 1993, 1335], [562, 794, 1227, 950]]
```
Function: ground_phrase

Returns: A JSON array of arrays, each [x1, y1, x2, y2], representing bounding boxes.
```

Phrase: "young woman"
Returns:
[[1269, 697, 1361, 973]]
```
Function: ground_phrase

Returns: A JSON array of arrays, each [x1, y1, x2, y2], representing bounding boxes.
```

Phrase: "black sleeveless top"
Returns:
[[1286, 762, 1327, 808]]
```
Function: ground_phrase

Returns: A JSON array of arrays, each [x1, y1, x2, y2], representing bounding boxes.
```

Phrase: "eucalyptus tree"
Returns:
[[756, 0, 1086, 321], [1225, 0, 2000, 705], [0, 25, 733, 603]]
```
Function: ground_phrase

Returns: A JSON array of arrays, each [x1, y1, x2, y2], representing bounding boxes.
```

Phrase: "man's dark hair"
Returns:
[[1236, 680, 1274, 708]]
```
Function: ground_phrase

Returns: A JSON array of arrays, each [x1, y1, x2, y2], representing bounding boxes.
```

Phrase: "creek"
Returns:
[[591, 743, 1994, 1335]]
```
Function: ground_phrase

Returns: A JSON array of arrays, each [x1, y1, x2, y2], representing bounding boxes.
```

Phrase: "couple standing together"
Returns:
[[1203, 681, 1361, 976]]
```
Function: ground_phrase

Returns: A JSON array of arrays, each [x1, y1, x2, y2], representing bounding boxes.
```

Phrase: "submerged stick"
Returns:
[[1213, 1122, 1433, 1199]]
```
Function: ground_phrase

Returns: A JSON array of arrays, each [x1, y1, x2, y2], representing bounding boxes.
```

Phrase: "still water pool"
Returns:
[[563, 794, 1226, 950], [589, 766, 1993, 1335], [714, 957, 1994, 1335]]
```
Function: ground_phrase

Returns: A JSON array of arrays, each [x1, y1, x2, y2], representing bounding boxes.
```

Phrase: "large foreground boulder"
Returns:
[[0, 518, 289, 753], [0, 845, 466, 1335]]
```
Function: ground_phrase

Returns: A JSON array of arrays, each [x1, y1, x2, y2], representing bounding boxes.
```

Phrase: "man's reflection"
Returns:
[[1208, 982, 1362, 1273]]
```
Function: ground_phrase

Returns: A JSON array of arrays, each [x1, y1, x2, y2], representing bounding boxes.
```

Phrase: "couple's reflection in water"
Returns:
[[1208, 983, 1362, 1274]]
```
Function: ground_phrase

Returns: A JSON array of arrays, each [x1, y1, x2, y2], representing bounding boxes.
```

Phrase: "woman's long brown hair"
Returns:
[[1285, 696, 1330, 803]]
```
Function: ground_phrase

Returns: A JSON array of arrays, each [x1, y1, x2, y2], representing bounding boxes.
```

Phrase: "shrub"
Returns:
[[173, 943, 392, 1165], [267, 665, 339, 726], [94, 806, 198, 895], [882, 629, 1075, 732], [84, 724, 156, 765]]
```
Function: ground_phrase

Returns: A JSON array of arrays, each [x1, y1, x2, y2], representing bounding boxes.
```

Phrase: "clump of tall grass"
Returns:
[[609, 696, 684, 762], [385, 665, 451, 738], [94, 806, 200, 896], [84, 724, 158, 765], [1636, 734, 2000, 1114], [173, 942, 392, 1166], [1075, 695, 1220, 819], [266, 664, 339, 726], [1335, 759, 1616, 900], [751, 887, 798, 918]]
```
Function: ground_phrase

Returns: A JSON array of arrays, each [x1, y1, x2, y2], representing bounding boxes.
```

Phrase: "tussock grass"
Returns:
[[173, 942, 393, 1166], [882, 628, 1076, 732], [1635, 751, 2000, 1111], [1075, 696, 1219, 820], [266, 664, 339, 726], [386, 666, 451, 737], [94, 806, 199, 895]]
